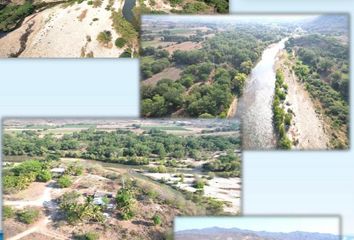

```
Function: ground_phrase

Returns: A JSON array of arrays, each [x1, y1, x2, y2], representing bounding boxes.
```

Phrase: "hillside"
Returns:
[[302, 15, 349, 35], [175, 227, 340, 240]]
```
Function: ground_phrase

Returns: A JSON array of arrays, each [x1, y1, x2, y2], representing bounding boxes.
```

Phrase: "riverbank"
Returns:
[[276, 50, 329, 149], [0, 0, 129, 57], [236, 38, 288, 150]]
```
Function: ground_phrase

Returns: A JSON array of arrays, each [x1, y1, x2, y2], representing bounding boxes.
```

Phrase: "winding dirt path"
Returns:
[[5, 181, 66, 240]]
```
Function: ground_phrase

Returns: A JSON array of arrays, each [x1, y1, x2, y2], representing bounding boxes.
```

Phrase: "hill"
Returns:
[[175, 227, 340, 240], [302, 15, 349, 35]]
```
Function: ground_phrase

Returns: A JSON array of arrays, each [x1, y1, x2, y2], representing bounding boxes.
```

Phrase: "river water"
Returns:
[[236, 38, 288, 150], [122, 0, 136, 24]]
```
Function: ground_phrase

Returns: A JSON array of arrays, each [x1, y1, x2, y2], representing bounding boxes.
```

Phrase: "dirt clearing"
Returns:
[[143, 67, 182, 85], [164, 41, 203, 54]]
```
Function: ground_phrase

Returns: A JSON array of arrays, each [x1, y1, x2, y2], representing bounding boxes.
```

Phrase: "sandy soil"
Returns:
[[204, 177, 241, 213], [4, 180, 64, 240], [143, 172, 241, 214], [0, 0, 125, 58], [227, 97, 238, 118], [143, 67, 182, 84], [278, 51, 329, 149], [163, 41, 202, 54], [4, 182, 47, 201]]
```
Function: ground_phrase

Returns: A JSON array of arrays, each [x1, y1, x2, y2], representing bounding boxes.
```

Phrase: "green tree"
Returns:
[[116, 188, 135, 220], [232, 73, 247, 95], [240, 60, 253, 74]]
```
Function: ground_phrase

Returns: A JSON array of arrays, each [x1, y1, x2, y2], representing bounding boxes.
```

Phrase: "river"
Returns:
[[236, 38, 288, 150], [122, 0, 136, 24]]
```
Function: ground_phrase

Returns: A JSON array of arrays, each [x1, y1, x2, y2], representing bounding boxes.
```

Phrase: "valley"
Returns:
[[2, 118, 242, 240], [140, 15, 350, 150]]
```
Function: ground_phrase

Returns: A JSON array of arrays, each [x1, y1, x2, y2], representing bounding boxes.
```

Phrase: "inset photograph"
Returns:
[[140, 14, 350, 150], [174, 216, 341, 240], [140, 0, 228, 14], [0, 0, 228, 58], [2, 118, 242, 239], [0, 0, 140, 58]]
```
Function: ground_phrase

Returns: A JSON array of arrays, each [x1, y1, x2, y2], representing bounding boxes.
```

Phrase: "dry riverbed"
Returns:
[[0, 0, 127, 57]]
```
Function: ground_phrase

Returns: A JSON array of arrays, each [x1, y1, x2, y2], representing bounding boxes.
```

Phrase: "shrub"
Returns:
[[97, 31, 112, 46], [193, 178, 205, 189], [3, 206, 15, 219], [36, 170, 52, 182], [57, 175, 72, 188], [116, 188, 135, 220], [120, 50, 132, 58], [115, 38, 127, 48], [17, 208, 40, 224], [152, 214, 162, 226], [66, 165, 83, 176], [75, 232, 99, 240]]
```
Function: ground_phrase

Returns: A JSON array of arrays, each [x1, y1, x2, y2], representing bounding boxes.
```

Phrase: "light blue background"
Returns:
[[0, 0, 353, 236]]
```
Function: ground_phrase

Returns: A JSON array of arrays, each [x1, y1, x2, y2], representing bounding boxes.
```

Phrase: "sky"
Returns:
[[143, 14, 319, 24], [174, 217, 340, 235]]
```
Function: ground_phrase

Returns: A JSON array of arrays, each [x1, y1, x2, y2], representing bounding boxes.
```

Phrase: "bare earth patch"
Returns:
[[4, 182, 47, 201], [277, 50, 329, 149], [143, 67, 182, 85], [163, 41, 203, 54]]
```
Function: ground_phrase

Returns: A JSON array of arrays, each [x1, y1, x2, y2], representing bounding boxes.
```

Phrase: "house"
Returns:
[[50, 167, 65, 177]]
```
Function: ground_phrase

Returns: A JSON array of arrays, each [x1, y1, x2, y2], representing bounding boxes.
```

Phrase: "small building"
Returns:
[[50, 167, 66, 177]]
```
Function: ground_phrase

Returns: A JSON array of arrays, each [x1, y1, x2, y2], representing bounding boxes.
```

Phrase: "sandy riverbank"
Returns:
[[0, 0, 126, 57], [277, 50, 329, 149]]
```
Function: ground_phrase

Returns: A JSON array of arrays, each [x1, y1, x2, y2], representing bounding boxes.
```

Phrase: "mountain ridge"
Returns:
[[175, 227, 340, 240]]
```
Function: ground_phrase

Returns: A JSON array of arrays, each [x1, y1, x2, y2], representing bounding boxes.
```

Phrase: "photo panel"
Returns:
[[174, 215, 342, 240], [0, 0, 228, 58], [2, 118, 242, 239], [140, 14, 350, 150]]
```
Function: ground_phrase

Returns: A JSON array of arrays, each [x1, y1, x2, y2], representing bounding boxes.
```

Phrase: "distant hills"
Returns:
[[175, 227, 340, 240], [302, 15, 349, 34]]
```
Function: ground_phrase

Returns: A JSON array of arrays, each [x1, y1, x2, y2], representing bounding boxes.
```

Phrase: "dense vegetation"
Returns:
[[4, 127, 241, 176], [3, 153, 82, 193], [59, 191, 104, 224], [0, 1, 34, 32], [286, 34, 349, 148], [141, 24, 286, 117], [111, 11, 139, 58], [272, 69, 292, 149], [3, 159, 52, 193]]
